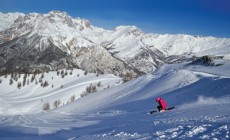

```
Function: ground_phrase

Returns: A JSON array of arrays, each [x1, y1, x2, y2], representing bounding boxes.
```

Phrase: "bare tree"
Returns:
[[123, 72, 133, 82], [97, 82, 101, 87], [43, 102, 50, 111], [86, 84, 97, 94], [53, 99, 61, 108], [70, 95, 76, 102]]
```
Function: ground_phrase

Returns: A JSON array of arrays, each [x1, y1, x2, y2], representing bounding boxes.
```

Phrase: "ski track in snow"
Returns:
[[12, 77, 119, 103]]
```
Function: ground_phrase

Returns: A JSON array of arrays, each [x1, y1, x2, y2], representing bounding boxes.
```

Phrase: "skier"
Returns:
[[156, 97, 167, 112]]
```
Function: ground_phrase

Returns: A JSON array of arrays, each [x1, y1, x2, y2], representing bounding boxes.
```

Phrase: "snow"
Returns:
[[0, 12, 24, 31], [142, 33, 230, 56], [1, 11, 230, 60], [0, 11, 230, 139], [0, 59, 230, 139], [0, 69, 121, 115], [1, 11, 230, 75]]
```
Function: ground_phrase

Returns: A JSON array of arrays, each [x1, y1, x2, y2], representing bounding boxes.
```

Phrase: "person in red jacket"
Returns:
[[156, 97, 167, 112]]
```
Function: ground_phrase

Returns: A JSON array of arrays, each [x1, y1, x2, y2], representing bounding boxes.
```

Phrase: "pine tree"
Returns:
[[61, 70, 64, 75], [17, 82, 22, 89], [57, 71, 60, 76], [40, 73, 44, 79], [53, 99, 61, 108], [9, 79, 13, 85], [31, 74, 36, 83], [43, 81, 49, 87], [65, 71, 68, 76]]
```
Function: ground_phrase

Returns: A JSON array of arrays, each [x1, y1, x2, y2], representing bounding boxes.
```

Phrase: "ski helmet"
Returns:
[[156, 97, 161, 102]]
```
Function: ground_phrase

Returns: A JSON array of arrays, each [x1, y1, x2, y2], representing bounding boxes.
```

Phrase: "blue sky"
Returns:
[[0, 0, 230, 38]]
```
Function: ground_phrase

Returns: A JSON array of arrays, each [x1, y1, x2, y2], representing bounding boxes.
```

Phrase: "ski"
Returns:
[[166, 106, 175, 110], [149, 110, 158, 114], [148, 106, 175, 114]]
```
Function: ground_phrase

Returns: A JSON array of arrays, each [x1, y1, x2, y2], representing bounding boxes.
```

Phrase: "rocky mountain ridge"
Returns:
[[0, 11, 230, 78]]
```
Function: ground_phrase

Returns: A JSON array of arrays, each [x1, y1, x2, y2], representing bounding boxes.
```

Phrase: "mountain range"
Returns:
[[1, 10, 230, 77], [0, 10, 230, 140]]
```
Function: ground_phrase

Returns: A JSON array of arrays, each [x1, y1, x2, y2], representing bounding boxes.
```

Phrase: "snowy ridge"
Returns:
[[142, 33, 230, 56], [0, 12, 24, 32], [1, 11, 230, 74]]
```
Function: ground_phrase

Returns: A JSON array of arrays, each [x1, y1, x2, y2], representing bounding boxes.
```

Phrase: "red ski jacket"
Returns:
[[158, 98, 167, 110]]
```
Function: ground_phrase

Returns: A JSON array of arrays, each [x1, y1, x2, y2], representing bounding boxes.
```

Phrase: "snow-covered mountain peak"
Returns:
[[0, 12, 24, 32], [1, 11, 91, 48], [0, 11, 230, 75], [142, 33, 230, 56], [115, 25, 144, 36], [115, 25, 138, 30], [48, 10, 68, 16], [73, 18, 93, 31], [45, 10, 76, 27]]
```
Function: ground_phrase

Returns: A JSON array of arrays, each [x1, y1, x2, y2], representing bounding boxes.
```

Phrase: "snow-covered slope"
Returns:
[[142, 34, 230, 56], [0, 57, 229, 139], [0, 69, 121, 115], [0, 12, 24, 32]]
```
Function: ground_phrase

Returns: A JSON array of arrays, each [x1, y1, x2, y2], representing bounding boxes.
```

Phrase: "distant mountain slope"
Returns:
[[0, 10, 230, 76]]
